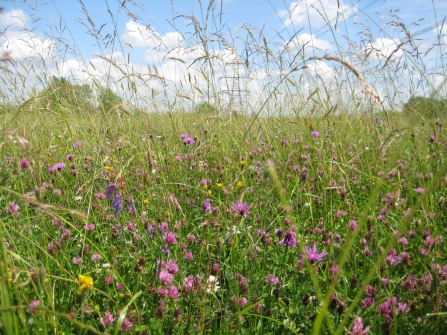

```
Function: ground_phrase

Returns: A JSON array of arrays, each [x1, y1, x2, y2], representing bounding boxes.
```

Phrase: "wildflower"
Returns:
[[205, 275, 220, 294], [159, 270, 174, 286], [112, 193, 122, 215], [100, 311, 116, 328], [347, 317, 370, 335], [48, 162, 65, 173], [203, 198, 212, 213], [104, 165, 113, 171], [28, 300, 40, 316], [348, 220, 358, 232], [77, 274, 93, 294], [106, 184, 117, 198], [166, 285, 181, 299], [167, 260, 179, 274], [163, 231, 177, 244], [303, 245, 328, 263], [20, 158, 30, 168], [116, 283, 125, 291], [183, 137, 195, 145], [278, 231, 297, 248], [72, 257, 82, 265], [216, 181, 225, 189], [143, 199, 149, 205], [162, 244, 170, 255], [86, 224, 95, 231], [184, 251, 193, 260], [240, 160, 247, 166], [91, 254, 101, 261], [211, 263, 220, 276], [415, 187, 425, 194], [311, 131, 320, 138], [120, 317, 134, 332], [66, 154, 73, 160], [96, 192, 106, 199], [6, 202, 19, 216], [73, 141, 83, 148], [266, 274, 279, 285], [231, 201, 251, 217], [236, 181, 244, 188]]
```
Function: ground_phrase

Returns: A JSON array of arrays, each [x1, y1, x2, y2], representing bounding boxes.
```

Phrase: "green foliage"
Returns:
[[97, 87, 123, 114], [38, 76, 94, 113], [403, 96, 447, 119], [195, 101, 218, 115]]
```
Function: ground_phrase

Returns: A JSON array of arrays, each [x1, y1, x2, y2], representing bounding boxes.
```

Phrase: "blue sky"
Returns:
[[0, 0, 446, 108]]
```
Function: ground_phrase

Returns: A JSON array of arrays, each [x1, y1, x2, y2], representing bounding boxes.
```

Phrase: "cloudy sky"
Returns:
[[0, 0, 446, 109]]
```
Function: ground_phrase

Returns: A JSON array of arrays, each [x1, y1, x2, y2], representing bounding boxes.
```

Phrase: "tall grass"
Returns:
[[0, 0, 447, 334]]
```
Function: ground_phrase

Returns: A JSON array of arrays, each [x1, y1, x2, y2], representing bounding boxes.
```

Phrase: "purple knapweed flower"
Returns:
[[278, 231, 297, 248], [311, 131, 320, 138], [303, 244, 328, 262], [73, 141, 83, 148], [231, 201, 251, 217], [183, 137, 195, 145], [48, 163, 65, 173]]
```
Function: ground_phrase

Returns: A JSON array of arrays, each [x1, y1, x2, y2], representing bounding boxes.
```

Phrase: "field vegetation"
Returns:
[[0, 0, 447, 334]]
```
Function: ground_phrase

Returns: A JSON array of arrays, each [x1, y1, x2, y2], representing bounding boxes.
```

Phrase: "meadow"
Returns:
[[1, 1, 447, 334]]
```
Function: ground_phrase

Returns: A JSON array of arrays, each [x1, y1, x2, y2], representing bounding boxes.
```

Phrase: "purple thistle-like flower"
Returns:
[[183, 137, 196, 145], [278, 231, 297, 248], [203, 198, 212, 213], [311, 131, 320, 138], [303, 244, 328, 262], [48, 163, 65, 173], [73, 141, 83, 148], [112, 193, 122, 215], [231, 201, 251, 217]]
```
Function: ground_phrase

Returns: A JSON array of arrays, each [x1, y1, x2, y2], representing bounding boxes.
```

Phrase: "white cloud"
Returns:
[[0, 9, 29, 29], [285, 33, 331, 53], [307, 60, 334, 79], [0, 35, 55, 60], [121, 21, 183, 49], [279, 0, 355, 29], [364, 38, 403, 62]]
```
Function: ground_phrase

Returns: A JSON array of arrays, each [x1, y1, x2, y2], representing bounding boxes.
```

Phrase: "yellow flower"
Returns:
[[239, 160, 247, 166], [217, 181, 225, 189], [104, 166, 113, 171], [236, 181, 244, 188], [77, 274, 93, 295], [143, 199, 150, 205], [207, 189, 212, 195]]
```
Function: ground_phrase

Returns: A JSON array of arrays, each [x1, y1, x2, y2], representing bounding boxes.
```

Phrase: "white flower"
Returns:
[[205, 275, 220, 294], [74, 196, 83, 202]]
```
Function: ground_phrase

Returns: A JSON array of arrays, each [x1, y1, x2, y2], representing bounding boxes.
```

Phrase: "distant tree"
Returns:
[[195, 101, 218, 115], [38, 76, 94, 113], [97, 87, 123, 114], [403, 96, 447, 119]]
